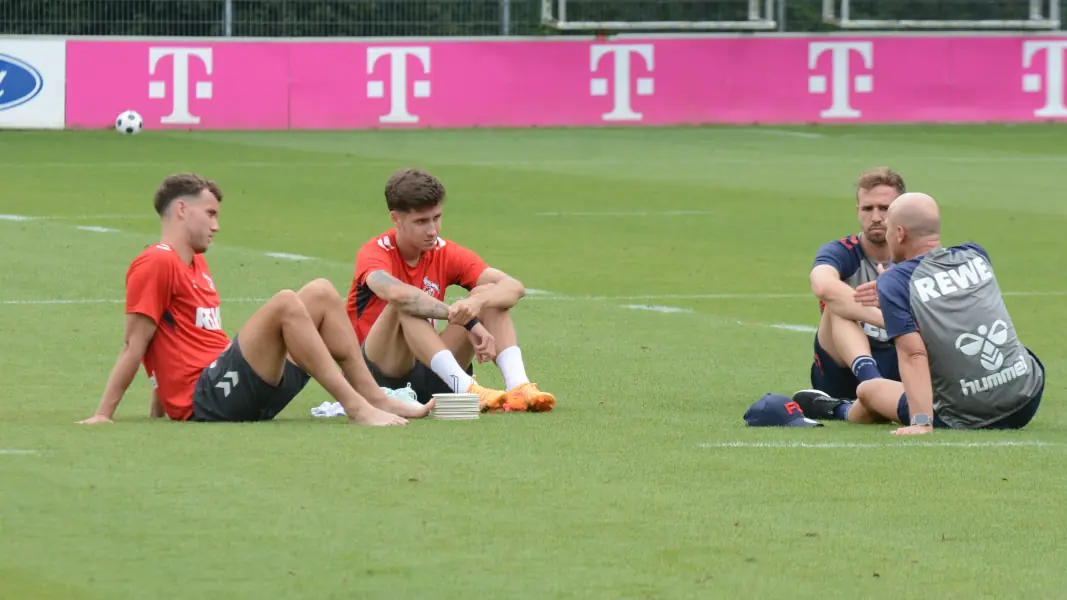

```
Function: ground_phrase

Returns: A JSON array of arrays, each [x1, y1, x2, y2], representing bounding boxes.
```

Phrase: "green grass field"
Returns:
[[2, 125, 1065, 600]]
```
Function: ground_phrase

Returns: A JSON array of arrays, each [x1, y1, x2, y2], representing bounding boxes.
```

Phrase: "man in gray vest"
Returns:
[[794, 192, 1045, 434]]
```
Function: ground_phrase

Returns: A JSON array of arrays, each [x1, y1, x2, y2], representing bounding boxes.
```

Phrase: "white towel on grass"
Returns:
[[310, 384, 420, 417]]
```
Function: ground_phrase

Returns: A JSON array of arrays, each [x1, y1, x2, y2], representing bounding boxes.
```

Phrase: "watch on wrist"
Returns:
[[911, 413, 933, 426]]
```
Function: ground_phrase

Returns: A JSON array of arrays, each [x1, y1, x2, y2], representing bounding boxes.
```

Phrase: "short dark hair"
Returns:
[[384, 168, 446, 212], [154, 173, 223, 216], [856, 167, 906, 200]]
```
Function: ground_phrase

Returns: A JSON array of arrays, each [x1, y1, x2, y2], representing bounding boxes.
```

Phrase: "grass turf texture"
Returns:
[[1, 125, 1065, 599]]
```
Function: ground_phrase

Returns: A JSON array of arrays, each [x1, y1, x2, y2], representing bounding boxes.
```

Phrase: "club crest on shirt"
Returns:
[[422, 277, 441, 297]]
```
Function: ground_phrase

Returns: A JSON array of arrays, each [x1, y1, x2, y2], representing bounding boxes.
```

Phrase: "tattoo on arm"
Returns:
[[368, 270, 450, 319], [368, 269, 404, 290], [402, 294, 451, 319]]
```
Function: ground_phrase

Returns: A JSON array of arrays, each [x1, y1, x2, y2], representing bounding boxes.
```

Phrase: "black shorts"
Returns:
[[190, 336, 311, 422], [361, 345, 473, 405], [809, 334, 900, 399]]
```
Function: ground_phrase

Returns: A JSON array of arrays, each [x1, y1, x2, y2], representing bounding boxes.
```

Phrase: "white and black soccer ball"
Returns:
[[115, 110, 144, 135]]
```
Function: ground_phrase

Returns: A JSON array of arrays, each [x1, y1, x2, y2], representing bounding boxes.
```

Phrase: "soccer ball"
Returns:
[[115, 110, 144, 135]]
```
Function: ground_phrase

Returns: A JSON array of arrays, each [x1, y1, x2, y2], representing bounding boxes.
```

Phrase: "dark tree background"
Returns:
[[0, 0, 1054, 37]]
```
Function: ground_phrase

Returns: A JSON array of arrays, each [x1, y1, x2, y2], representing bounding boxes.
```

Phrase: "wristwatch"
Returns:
[[911, 413, 933, 426]]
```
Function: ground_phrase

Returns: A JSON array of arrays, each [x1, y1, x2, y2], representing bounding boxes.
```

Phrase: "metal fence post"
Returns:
[[501, 0, 511, 35], [224, 0, 234, 36]]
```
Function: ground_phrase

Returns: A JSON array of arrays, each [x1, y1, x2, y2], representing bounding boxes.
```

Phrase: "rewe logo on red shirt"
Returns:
[[195, 307, 222, 331]]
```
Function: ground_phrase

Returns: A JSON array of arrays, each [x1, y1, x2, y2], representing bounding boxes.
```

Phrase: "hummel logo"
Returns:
[[955, 320, 1009, 371], [215, 371, 239, 397]]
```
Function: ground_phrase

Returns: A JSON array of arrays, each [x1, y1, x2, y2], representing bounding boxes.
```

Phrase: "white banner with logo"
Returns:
[[0, 39, 66, 129]]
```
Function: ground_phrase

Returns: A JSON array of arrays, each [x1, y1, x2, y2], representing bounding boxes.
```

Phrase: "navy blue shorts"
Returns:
[[896, 349, 1045, 430], [809, 335, 900, 399]]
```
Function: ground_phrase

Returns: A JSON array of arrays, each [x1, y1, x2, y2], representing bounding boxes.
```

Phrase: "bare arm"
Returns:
[[81, 314, 157, 422], [810, 265, 885, 328], [149, 390, 165, 419], [895, 332, 934, 425], [365, 270, 450, 319]]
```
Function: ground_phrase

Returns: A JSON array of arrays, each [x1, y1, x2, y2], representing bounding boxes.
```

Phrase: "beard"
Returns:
[[865, 229, 886, 244]]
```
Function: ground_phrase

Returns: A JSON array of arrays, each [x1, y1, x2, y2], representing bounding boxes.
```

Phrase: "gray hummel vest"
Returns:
[[905, 246, 1044, 428]]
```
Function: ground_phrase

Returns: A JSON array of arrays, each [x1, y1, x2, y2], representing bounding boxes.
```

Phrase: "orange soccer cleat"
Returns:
[[467, 378, 508, 413], [501, 382, 556, 413]]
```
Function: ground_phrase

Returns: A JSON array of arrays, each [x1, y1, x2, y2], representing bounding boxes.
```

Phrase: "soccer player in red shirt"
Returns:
[[346, 168, 555, 413], [78, 173, 427, 427]]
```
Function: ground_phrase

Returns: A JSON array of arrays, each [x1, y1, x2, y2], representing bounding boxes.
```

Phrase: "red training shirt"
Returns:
[[125, 243, 231, 420], [347, 230, 488, 343]]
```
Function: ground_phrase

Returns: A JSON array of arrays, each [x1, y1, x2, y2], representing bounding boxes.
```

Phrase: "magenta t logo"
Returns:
[[147, 47, 213, 125], [808, 42, 873, 119], [1022, 41, 1067, 118], [590, 44, 654, 121], [366, 47, 431, 124]]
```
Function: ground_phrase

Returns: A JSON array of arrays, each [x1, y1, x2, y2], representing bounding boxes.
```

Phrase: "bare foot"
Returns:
[[384, 397, 434, 419], [348, 407, 408, 426]]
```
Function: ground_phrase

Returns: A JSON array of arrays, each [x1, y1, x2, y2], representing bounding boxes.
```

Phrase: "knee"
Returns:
[[470, 279, 526, 300], [469, 284, 494, 297], [272, 289, 308, 319], [856, 380, 874, 401], [302, 278, 342, 305], [396, 310, 432, 327], [826, 311, 857, 329], [273, 289, 300, 305]]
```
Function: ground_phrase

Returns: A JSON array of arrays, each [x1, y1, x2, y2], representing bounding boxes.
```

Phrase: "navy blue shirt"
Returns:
[[812, 233, 893, 349]]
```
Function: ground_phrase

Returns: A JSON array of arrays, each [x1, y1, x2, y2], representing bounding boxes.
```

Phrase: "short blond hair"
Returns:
[[856, 167, 906, 201]]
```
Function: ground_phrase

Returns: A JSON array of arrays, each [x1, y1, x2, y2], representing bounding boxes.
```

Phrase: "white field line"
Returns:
[[74, 225, 120, 233], [0, 449, 42, 455], [264, 252, 313, 261], [621, 304, 695, 314], [699, 441, 1057, 448], [769, 323, 819, 333]]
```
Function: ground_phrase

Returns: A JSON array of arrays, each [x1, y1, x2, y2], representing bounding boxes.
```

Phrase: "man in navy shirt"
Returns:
[[804, 167, 905, 400], [795, 193, 1045, 434]]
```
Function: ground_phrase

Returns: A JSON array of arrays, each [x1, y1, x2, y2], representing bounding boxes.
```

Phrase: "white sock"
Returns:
[[429, 350, 473, 393], [495, 346, 530, 391]]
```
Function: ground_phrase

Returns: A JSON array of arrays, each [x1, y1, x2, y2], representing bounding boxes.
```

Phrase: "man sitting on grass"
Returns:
[[794, 193, 1045, 434], [346, 168, 556, 413], [80, 173, 428, 427]]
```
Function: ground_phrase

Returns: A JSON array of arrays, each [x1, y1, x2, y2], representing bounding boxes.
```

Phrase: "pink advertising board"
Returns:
[[64, 36, 1067, 129]]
